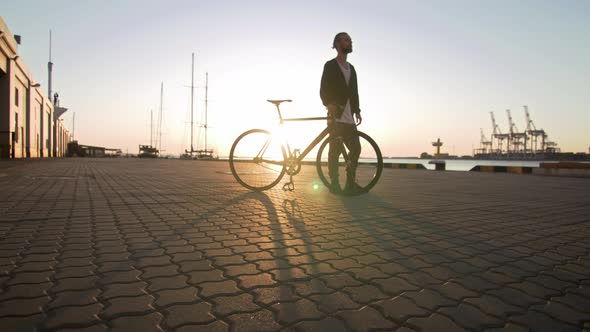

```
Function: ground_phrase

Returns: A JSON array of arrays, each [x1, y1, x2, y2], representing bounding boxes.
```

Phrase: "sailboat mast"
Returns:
[[205, 72, 208, 152], [159, 82, 163, 151], [190, 53, 195, 154], [150, 109, 153, 146]]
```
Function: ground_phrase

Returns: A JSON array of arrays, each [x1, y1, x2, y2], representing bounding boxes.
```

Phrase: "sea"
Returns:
[[382, 158, 553, 171]]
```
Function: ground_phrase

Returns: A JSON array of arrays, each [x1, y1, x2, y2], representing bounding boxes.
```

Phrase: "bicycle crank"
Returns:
[[282, 175, 295, 191]]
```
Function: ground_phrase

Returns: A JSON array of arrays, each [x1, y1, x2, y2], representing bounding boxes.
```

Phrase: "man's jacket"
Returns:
[[320, 58, 361, 115]]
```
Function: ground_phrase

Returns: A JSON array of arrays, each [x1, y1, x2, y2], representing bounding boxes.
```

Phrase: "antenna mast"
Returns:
[[48, 30, 53, 103], [158, 82, 163, 152], [190, 53, 195, 154], [205, 72, 209, 152], [150, 110, 153, 146]]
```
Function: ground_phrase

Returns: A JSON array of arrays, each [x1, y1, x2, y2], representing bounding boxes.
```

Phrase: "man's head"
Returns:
[[332, 32, 352, 54]]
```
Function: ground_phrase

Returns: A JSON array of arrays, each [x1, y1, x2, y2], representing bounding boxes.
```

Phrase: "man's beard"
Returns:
[[343, 46, 353, 54]]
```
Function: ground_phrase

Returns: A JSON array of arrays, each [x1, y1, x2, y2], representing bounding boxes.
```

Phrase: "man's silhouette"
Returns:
[[320, 32, 363, 194]]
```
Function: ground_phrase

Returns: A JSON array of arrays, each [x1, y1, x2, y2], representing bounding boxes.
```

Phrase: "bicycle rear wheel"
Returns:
[[229, 129, 287, 191], [316, 131, 383, 193]]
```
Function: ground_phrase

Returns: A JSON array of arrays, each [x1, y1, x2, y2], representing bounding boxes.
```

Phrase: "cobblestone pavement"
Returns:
[[0, 159, 589, 332]]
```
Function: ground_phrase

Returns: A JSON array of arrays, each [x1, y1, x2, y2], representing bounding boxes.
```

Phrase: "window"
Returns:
[[15, 87, 19, 106], [14, 113, 19, 142]]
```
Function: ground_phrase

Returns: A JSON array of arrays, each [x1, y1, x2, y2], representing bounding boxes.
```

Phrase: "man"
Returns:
[[320, 32, 363, 194]]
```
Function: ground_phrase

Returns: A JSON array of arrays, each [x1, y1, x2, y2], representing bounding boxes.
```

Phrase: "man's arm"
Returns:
[[320, 62, 332, 107], [320, 61, 341, 118], [352, 66, 362, 125]]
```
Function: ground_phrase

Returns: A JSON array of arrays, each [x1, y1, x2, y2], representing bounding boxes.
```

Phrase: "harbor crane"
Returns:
[[490, 112, 509, 155], [476, 128, 492, 154], [506, 109, 527, 154], [523, 105, 549, 154]]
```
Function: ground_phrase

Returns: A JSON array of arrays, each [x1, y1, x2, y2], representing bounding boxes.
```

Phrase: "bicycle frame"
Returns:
[[256, 102, 334, 166]]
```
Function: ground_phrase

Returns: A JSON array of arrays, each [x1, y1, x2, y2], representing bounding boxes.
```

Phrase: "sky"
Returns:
[[2, 0, 589, 157]]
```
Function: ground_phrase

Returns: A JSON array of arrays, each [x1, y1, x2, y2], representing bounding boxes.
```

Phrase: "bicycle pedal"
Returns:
[[282, 182, 295, 191]]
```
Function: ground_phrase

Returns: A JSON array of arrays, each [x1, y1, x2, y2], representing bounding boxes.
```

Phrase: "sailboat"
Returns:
[[183, 53, 216, 159], [139, 86, 162, 159]]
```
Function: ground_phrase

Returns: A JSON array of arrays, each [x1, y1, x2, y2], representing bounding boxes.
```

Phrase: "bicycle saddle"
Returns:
[[267, 99, 292, 106]]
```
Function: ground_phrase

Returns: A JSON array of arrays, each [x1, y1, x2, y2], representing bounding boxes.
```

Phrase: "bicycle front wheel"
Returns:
[[316, 131, 383, 193], [229, 129, 287, 191]]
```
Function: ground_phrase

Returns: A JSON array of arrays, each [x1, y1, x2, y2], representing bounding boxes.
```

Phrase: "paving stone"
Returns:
[[553, 291, 590, 312], [298, 262, 339, 276], [154, 287, 199, 307], [13, 261, 56, 273], [47, 289, 100, 309], [101, 281, 148, 299], [293, 316, 349, 332], [102, 294, 155, 319], [98, 270, 141, 285], [252, 285, 300, 305], [176, 320, 229, 332], [529, 272, 578, 289], [292, 278, 334, 297], [402, 289, 458, 310], [140, 265, 179, 279], [397, 271, 443, 287], [236, 272, 277, 289], [271, 298, 324, 325], [483, 322, 532, 332], [406, 312, 468, 331], [223, 263, 261, 277], [431, 281, 479, 301], [6, 271, 54, 285], [147, 274, 190, 292], [268, 267, 310, 281], [309, 291, 361, 313], [347, 266, 389, 281], [319, 272, 363, 289], [373, 276, 420, 296], [438, 303, 505, 330], [532, 301, 590, 325], [374, 296, 430, 322], [342, 284, 389, 304], [226, 309, 282, 332], [211, 292, 261, 316], [110, 312, 164, 332], [449, 275, 501, 292], [178, 259, 215, 273], [199, 280, 241, 298], [486, 287, 545, 308], [54, 324, 108, 332], [0, 296, 50, 317], [464, 294, 527, 318], [0, 282, 51, 300], [337, 306, 397, 331], [96, 261, 135, 273], [163, 302, 215, 328], [508, 310, 579, 332], [188, 269, 225, 284], [43, 303, 103, 330], [0, 314, 46, 332]]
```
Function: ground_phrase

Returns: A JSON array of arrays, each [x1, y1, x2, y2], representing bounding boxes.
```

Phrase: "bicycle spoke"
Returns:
[[229, 129, 286, 191]]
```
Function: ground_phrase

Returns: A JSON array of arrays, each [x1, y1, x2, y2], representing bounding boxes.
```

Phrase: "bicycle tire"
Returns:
[[316, 131, 383, 193], [229, 129, 287, 191]]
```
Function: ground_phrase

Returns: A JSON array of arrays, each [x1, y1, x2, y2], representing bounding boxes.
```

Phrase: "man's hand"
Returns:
[[355, 113, 362, 126]]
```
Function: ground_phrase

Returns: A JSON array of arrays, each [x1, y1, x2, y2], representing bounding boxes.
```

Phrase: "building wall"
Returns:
[[0, 16, 69, 159]]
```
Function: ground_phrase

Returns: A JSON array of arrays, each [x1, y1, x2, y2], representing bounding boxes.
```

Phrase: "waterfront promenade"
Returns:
[[0, 159, 589, 332]]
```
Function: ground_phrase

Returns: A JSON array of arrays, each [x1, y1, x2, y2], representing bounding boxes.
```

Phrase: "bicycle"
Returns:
[[229, 99, 383, 194]]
